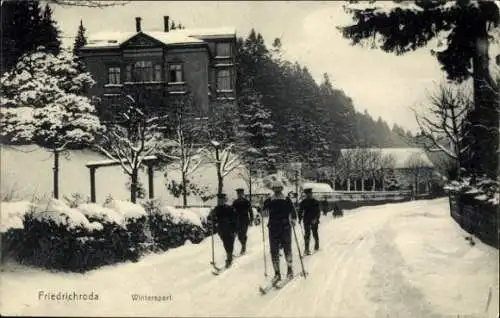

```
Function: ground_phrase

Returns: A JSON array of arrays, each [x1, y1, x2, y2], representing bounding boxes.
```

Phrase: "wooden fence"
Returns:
[[448, 191, 499, 249]]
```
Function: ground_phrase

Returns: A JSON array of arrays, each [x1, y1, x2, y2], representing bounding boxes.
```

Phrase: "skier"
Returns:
[[263, 181, 297, 283], [232, 188, 254, 255], [209, 193, 237, 268], [298, 188, 321, 255]]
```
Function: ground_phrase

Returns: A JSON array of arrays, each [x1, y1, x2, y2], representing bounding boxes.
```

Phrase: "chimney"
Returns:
[[135, 17, 142, 32], [164, 16, 169, 32]]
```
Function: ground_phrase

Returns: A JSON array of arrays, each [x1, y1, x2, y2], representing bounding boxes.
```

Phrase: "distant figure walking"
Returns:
[[298, 188, 321, 254]]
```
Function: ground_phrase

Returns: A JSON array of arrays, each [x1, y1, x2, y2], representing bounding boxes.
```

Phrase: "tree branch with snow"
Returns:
[[94, 104, 168, 203], [414, 83, 473, 179]]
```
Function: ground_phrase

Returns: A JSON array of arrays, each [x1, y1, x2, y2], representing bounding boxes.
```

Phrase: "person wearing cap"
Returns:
[[263, 180, 298, 284], [298, 188, 321, 255], [209, 193, 237, 268], [232, 188, 254, 255]]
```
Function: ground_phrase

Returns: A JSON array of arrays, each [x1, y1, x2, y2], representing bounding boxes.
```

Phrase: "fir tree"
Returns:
[[39, 3, 61, 55], [237, 87, 278, 173], [1, 0, 43, 72], [73, 19, 87, 56]]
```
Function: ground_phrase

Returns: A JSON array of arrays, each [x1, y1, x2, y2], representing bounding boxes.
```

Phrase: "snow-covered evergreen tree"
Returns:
[[39, 4, 61, 56], [0, 48, 102, 198], [73, 19, 87, 56], [1, 0, 43, 71], [237, 87, 278, 173]]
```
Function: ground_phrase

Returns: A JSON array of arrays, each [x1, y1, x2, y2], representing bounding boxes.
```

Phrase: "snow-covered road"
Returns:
[[1, 198, 498, 317]]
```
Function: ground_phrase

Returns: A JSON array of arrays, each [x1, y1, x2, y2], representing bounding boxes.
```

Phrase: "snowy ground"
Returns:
[[1, 198, 498, 317]]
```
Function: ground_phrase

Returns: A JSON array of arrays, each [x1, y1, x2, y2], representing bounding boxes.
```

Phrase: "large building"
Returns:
[[80, 16, 237, 122]]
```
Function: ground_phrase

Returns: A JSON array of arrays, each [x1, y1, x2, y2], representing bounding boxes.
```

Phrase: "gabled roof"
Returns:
[[82, 27, 236, 50], [339, 148, 434, 169]]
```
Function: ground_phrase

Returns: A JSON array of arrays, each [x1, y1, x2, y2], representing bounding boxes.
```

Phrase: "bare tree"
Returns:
[[413, 83, 473, 179], [161, 96, 206, 207], [406, 152, 432, 196], [202, 101, 242, 195], [364, 150, 382, 191], [351, 148, 373, 191], [202, 142, 241, 195], [379, 153, 396, 191], [335, 149, 356, 191], [94, 96, 167, 203]]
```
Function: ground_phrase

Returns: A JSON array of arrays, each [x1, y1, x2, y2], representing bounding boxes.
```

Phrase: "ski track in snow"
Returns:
[[1, 198, 498, 317]]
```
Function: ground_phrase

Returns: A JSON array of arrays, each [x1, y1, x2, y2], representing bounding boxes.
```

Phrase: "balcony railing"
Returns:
[[166, 82, 187, 95], [103, 81, 190, 96]]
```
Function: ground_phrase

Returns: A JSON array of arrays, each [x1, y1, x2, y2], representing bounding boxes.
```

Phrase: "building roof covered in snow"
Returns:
[[301, 182, 334, 194], [339, 148, 434, 169], [82, 27, 237, 50]]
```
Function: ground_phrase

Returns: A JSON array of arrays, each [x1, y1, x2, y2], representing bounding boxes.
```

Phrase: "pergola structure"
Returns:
[[85, 156, 158, 203]]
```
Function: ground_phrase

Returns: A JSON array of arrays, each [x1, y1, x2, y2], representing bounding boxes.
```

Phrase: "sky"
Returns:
[[51, 1, 449, 133]]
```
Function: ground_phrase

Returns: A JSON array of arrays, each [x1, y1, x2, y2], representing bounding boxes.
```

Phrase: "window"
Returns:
[[154, 64, 162, 82], [126, 65, 132, 82], [216, 69, 232, 90], [108, 67, 121, 84], [132, 61, 153, 82], [216, 43, 231, 57], [169, 63, 183, 83]]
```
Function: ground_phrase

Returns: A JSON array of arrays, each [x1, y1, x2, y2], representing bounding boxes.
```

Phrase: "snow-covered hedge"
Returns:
[[29, 199, 104, 233], [77, 203, 125, 227], [1, 199, 143, 271], [444, 176, 499, 207], [0, 201, 34, 262], [145, 201, 206, 250], [1, 198, 213, 271], [103, 199, 148, 248], [0, 201, 33, 233]]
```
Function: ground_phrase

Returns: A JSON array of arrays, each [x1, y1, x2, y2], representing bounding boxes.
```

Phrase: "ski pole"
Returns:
[[291, 221, 307, 278], [210, 214, 215, 266], [299, 220, 305, 238], [260, 211, 268, 277]]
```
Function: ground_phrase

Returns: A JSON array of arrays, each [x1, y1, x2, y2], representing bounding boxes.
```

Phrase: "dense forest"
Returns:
[[235, 29, 415, 170]]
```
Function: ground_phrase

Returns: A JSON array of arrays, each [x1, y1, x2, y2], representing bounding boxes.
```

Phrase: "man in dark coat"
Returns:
[[298, 188, 321, 255], [232, 188, 254, 255], [209, 193, 237, 268], [263, 181, 297, 283]]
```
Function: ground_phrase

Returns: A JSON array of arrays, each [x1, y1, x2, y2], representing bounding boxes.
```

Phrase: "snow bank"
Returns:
[[104, 200, 147, 220], [0, 201, 33, 232], [188, 207, 212, 221], [31, 199, 103, 232], [157, 206, 203, 227], [301, 182, 333, 194], [77, 203, 125, 226]]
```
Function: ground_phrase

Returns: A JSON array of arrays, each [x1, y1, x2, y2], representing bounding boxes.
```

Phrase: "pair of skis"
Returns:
[[258, 271, 308, 295], [211, 252, 245, 275], [258, 248, 319, 295]]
